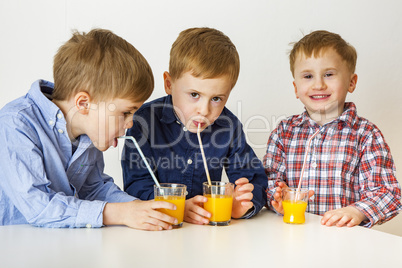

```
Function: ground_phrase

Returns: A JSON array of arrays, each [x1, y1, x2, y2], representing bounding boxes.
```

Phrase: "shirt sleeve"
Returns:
[[350, 128, 401, 227], [263, 122, 288, 213], [0, 116, 106, 228], [79, 152, 137, 204], [224, 120, 268, 218], [121, 118, 156, 200]]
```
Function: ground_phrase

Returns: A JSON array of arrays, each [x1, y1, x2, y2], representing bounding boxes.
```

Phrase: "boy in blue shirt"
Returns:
[[0, 29, 177, 230], [122, 27, 267, 225]]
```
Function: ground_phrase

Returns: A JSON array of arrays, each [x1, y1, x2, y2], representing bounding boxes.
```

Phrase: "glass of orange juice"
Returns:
[[154, 183, 187, 228], [203, 181, 234, 226], [282, 187, 309, 224]]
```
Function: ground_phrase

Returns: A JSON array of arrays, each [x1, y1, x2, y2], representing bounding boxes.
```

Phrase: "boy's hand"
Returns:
[[231, 178, 254, 219], [103, 199, 178, 231], [271, 182, 314, 215], [271, 181, 288, 214], [321, 206, 367, 227], [184, 195, 210, 225]]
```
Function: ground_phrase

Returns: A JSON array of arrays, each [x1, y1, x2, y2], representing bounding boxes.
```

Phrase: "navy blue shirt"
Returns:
[[121, 95, 267, 217]]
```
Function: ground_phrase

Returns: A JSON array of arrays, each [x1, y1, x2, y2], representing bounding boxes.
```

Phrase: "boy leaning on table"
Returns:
[[122, 27, 268, 225], [263, 30, 401, 227], [0, 28, 178, 230]]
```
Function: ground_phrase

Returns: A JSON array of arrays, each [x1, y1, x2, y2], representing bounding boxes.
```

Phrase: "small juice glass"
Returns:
[[282, 187, 309, 224], [203, 181, 234, 226], [154, 183, 187, 228]]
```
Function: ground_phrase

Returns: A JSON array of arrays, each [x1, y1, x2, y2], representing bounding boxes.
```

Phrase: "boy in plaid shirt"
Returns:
[[263, 30, 401, 227]]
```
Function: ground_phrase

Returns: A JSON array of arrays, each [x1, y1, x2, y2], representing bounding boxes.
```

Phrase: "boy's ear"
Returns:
[[348, 74, 358, 93], [163, 71, 173, 95], [75, 92, 91, 114], [293, 81, 299, 99]]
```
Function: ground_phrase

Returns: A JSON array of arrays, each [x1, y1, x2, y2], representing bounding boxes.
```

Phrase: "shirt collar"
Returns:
[[292, 102, 358, 128], [28, 80, 66, 125], [159, 95, 230, 127], [160, 95, 178, 124]]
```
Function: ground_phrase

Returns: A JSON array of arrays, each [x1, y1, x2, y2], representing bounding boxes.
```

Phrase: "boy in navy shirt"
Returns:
[[122, 27, 267, 225]]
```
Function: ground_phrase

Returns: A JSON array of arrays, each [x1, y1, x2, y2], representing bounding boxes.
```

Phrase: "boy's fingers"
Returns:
[[192, 195, 208, 203], [185, 210, 209, 224], [324, 214, 342, 226], [151, 210, 178, 225], [346, 218, 360, 227], [139, 223, 163, 231], [271, 200, 283, 214], [235, 177, 249, 185], [236, 183, 254, 193], [336, 216, 351, 227], [235, 192, 253, 201], [277, 182, 288, 188], [273, 191, 282, 202], [308, 190, 315, 198], [145, 217, 173, 230], [241, 201, 253, 209], [191, 206, 211, 218], [151, 200, 176, 210]]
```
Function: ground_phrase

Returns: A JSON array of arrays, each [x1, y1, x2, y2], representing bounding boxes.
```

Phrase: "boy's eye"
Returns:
[[211, 97, 222, 103], [123, 112, 133, 118], [324, 73, 333, 77], [190, 92, 200, 98], [303, 74, 312, 79]]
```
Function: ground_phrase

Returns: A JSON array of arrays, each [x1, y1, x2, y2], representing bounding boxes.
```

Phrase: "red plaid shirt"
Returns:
[[263, 102, 401, 227]]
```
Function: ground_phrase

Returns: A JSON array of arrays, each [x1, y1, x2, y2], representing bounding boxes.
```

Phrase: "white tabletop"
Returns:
[[0, 209, 401, 268]]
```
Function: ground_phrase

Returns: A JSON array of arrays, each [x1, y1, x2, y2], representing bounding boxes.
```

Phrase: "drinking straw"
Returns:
[[296, 129, 320, 200], [196, 124, 212, 186], [118, 136, 160, 187]]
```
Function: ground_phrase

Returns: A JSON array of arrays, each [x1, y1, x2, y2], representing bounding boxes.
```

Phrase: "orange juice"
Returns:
[[282, 200, 308, 224], [155, 196, 185, 225], [204, 194, 233, 222]]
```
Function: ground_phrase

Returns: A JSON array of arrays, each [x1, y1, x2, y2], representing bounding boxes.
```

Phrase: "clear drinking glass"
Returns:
[[282, 187, 309, 224], [154, 183, 187, 228], [203, 181, 234, 226]]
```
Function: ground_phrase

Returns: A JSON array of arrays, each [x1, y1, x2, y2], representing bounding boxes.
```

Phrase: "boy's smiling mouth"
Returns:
[[310, 94, 331, 100]]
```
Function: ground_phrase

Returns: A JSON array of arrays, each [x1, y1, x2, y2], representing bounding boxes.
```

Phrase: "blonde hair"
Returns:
[[289, 30, 357, 77], [53, 28, 154, 102], [169, 27, 240, 88]]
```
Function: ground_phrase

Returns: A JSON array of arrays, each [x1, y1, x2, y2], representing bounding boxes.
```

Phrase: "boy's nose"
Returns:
[[123, 117, 134, 130], [312, 77, 326, 90], [125, 120, 133, 130], [197, 101, 210, 116]]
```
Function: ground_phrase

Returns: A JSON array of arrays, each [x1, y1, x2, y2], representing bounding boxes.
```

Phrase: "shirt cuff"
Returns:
[[239, 205, 256, 219], [76, 200, 106, 228]]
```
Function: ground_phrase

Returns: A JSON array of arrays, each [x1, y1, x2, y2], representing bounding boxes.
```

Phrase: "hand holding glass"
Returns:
[[154, 183, 187, 228], [203, 181, 234, 226], [282, 187, 308, 224]]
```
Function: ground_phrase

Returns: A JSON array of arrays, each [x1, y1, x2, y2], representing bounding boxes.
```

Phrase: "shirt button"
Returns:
[[176, 121, 180, 125], [86, 224, 92, 228], [49, 120, 54, 125], [57, 113, 63, 119], [58, 129, 64, 134], [183, 127, 188, 132], [311, 162, 317, 168], [187, 159, 193, 164]]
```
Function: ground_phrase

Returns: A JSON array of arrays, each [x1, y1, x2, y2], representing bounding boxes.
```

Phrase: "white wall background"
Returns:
[[1, 0, 401, 236]]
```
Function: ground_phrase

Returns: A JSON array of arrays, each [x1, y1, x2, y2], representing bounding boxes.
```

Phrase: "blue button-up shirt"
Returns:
[[0, 80, 135, 228], [122, 95, 267, 217]]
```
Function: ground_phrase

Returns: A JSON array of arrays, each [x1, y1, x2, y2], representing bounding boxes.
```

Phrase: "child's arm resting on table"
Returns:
[[321, 206, 367, 227], [103, 200, 178, 231]]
